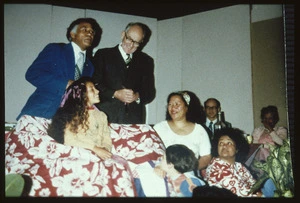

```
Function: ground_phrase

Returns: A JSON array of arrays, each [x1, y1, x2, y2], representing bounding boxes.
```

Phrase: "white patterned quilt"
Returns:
[[5, 115, 168, 197]]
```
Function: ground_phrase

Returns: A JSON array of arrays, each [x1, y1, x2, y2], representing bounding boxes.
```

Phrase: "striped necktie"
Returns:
[[209, 121, 213, 132], [75, 52, 84, 80], [125, 54, 131, 66]]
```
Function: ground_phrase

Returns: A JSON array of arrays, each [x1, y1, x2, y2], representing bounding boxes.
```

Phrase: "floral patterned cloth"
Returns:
[[5, 115, 166, 197], [205, 157, 257, 197]]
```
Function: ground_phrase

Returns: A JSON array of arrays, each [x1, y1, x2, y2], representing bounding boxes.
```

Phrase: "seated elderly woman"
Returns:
[[204, 128, 275, 197], [250, 105, 288, 178]]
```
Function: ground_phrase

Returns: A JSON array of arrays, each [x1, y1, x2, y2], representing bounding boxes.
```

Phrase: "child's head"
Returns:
[[60, 77, 99, 108], [161, 144, 198, 173]]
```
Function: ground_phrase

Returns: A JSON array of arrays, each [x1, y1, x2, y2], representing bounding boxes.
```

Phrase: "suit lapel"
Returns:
[[62, 43, 76, 78]]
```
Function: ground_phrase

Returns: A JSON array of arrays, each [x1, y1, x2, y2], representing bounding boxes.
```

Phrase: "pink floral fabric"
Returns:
[[205, 157, 257, 197], [5, 115, 165, 197], [110, 123, 165, 163]]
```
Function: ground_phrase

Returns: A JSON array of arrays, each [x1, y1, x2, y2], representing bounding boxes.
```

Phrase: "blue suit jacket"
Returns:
[[17, 43, 94, 120]]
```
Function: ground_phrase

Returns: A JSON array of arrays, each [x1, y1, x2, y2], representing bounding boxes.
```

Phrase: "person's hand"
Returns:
[[262, 121, 274, 132], [153, 165, 166, 178], [114, 89, 138, 104], [93, 146, 112, 160]]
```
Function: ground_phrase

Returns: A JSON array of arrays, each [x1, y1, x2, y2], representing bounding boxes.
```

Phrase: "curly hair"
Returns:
[[211, 128, 249, 163], [165, 90, 206, 124], [260, 105, 279, 124], [47, 77, 94, 143]]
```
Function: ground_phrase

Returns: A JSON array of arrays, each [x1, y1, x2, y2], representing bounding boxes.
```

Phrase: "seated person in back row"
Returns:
[[252, 105, 287, 160], [250, 105, 288, 178], [203, 98, 232, 138]]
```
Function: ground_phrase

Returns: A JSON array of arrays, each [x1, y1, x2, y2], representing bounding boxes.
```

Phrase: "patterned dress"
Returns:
[[205, 157, 257, 197]]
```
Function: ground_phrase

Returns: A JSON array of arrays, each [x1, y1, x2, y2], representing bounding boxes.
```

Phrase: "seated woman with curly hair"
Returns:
[[204, 128, 275, 197]]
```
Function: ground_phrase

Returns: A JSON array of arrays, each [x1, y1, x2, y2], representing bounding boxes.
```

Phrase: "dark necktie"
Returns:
[[209, 121, 213, 132], [125, 54, 131, 66], [75, 52, 84, 80]]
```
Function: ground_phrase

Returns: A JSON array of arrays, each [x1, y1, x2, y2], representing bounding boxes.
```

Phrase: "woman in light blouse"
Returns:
[[252, 105, 287, 161]]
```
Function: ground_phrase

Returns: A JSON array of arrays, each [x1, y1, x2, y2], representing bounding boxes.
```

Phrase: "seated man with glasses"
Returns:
[[92, 22, 155, 124], [203, 98, 232, 139]]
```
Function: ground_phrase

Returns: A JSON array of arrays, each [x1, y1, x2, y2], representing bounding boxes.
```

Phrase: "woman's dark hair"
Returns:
[[166, 144, 198, 173], [260, 105, 279, 124], [165, 90, 206, 124], [47, 77, 94, 143], [211, 128, 249, 163]]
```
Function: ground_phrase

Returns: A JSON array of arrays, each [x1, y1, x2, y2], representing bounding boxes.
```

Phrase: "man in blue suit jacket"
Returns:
[[17, 18, 101, 120]]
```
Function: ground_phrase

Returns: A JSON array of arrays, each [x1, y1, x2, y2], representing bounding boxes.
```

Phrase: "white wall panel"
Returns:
[[181, 5, 253, 133], [51, 6, 85, 43], [155, 18, 183, 123], [4, 4, 52, 122]]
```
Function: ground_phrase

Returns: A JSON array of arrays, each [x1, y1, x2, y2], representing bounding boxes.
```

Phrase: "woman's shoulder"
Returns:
[[209, 157, 228, 166], [252, 126, 265, 134], [153, 120, 168, 129], [90, 108, 108, 119], [195, 123, 206, 130], [275, 126, 288, 131], [194, 123, 210, 136]]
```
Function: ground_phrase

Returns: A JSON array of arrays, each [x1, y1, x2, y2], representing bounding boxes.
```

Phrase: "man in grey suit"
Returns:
[[92, 22, 155, 124]]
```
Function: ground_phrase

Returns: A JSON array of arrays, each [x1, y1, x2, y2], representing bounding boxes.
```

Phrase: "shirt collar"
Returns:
[[206, 118, 217, 125], [118, 43, 132, 60], [71, 42, 86, 62]]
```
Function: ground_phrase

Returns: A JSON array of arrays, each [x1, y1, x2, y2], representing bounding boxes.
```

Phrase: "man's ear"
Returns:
[[70, 31, 75, 40]]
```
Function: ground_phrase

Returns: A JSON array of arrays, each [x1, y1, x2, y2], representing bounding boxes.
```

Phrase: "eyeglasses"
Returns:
[[124, 32, 142, 47], [79, 26, 95, 36], [205, 106, 218, 110]]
